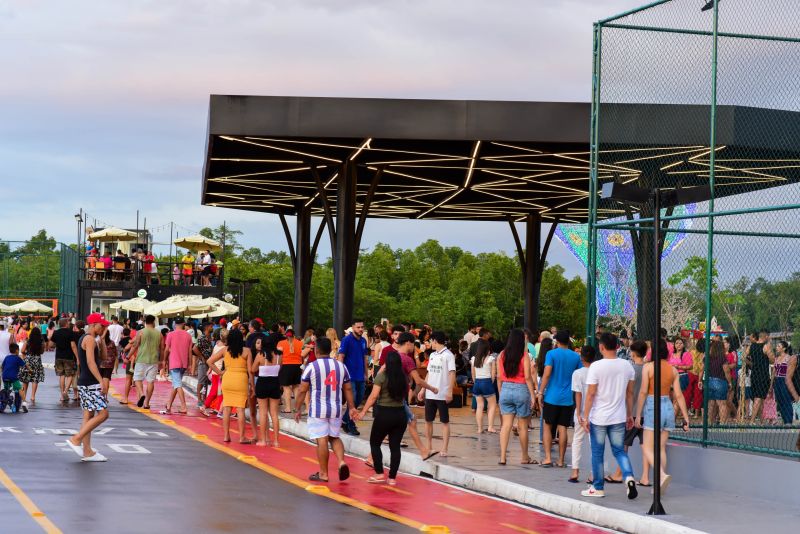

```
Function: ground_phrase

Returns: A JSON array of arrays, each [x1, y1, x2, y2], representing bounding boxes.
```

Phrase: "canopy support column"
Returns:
[[509, 213, 559, 334], [333, 162, 359, 334], [293, 207, 312, 334]]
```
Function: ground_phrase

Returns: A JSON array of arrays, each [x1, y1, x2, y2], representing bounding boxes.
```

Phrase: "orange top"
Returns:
[[648, 360, 675, 397], [498, 351, 527, 384], [277, 338, 304, 365]]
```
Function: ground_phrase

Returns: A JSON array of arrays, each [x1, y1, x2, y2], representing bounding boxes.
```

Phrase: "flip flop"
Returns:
[[422, 451, 440, 461], [638, 481, 653, 487], [338, 464, 350, 481], [498, 460, 507, 465], [539, 462, 553, 468], [137, 396, 145, 408], [568, 477, 579, 483], [142, 405, 151, 410], [239, 439, 254, 445], [400, 441, 408, 448], [159, 409, 171, 415], [308, 472, 328, 482], [521, 458, 539, 465], [364, 460, 374, 469], [604, 476, 623, 484]]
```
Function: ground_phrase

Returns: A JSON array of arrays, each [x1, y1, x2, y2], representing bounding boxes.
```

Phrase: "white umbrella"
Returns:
[[10, 300, 54, 314], [188, 297, 239, 318], [0, 302, 15, 314], [88, 227, 138, 242], [174, 234, 222, 252], [110, 297, 155, 313], [144, 299, 212, 318]]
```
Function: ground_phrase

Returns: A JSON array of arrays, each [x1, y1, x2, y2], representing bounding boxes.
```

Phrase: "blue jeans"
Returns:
[[774, 378, 793, 425], [589, 422, 634, 491], [342, 380, 365, 430]]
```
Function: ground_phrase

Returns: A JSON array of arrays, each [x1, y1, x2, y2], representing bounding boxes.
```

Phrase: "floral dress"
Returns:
[[19, 349, 45, 384]]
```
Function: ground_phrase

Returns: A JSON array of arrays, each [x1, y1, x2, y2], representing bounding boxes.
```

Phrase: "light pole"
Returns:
[[74, 209, 83, 253], [601, 182, 712, 516], [229, 277, 259, 317]]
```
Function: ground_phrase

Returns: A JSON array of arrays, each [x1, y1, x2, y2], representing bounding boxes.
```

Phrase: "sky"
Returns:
[[0, 0, 649, 280]]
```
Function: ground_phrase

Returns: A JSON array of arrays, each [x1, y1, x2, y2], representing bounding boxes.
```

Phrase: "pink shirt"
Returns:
[[165, 329, 192, 370], [668, 350, 692, 371]]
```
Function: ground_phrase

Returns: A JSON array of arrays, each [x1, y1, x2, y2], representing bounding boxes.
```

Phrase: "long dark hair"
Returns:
[[537, 337, 553, 377], [502, 329, 526, 378], [473, 338, 491, 369], [384, 351, 407, 401], [227, 328, 244, 358], [27, 328, 44, 356]]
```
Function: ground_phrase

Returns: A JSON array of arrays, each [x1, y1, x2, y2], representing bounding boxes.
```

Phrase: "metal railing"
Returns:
[[80, 257, 224, 288]]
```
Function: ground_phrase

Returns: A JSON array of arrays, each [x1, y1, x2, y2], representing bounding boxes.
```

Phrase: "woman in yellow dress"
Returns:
[[207, 328, 254, 444]]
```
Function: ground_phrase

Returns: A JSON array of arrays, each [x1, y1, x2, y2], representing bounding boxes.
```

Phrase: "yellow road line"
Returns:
[[501, 522, 540, 534], [383, 485, 413, 496], [110, 385, 428, 532], [302, 456, 318, 464], [435, 502, 472, 514], [0, 466, 62, 534]]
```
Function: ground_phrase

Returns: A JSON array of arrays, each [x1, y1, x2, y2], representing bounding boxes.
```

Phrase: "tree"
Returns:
[[199, 224, 243, 254]]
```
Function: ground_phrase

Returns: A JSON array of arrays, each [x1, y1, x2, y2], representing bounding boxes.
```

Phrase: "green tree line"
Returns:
[[199, 225, 587, 337]]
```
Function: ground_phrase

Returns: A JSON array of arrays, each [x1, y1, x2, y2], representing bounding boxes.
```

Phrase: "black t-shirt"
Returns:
[[52, 327, 76, 360]]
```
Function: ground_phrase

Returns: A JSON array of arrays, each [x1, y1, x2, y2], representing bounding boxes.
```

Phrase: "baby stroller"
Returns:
[[0, 382, 22, 413]]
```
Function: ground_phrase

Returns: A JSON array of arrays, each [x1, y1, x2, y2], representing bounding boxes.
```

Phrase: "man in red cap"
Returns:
[[67, 313, 110, 462]]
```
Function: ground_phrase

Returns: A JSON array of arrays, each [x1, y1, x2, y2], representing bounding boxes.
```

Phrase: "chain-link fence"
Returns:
[[0, 241, 78, 315], [587, 0, 800, 458]]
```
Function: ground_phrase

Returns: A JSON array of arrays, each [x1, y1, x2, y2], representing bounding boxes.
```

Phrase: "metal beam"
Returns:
[[355, 166, 383, 251], [309, 165, 337, 254], [293, 207, 311, 333], [333, 162, 358, 334], [278, 213, 297, 268]]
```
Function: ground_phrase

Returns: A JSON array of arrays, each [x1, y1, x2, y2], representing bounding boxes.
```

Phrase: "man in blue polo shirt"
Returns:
[[338, 319, 368, 436], [537, 330, 582, 467]]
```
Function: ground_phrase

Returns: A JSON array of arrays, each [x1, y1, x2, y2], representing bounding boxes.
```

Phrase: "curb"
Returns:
[[181, 375, 705, 534]]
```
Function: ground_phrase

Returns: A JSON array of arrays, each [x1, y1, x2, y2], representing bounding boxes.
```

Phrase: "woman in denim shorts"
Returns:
[[635, 339, 691, 493], [704, 339, 733, 424], [497, 329, 537, 465], [471, 338, 498, 433]]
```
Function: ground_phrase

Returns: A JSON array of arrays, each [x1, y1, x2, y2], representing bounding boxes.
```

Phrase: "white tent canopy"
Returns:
[[88, 227, 138, 242]]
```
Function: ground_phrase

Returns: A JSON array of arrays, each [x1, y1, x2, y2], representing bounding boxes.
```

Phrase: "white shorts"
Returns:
[[307, 417, 343, 440], [133, 362, 158, 382]]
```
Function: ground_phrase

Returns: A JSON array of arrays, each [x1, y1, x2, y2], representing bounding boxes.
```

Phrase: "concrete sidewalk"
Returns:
[[182, 374, 799, 534]]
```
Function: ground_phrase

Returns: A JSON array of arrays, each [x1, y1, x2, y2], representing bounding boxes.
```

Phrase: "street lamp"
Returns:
[[74, 209, 84, 253], [601, 182, 712, 516]]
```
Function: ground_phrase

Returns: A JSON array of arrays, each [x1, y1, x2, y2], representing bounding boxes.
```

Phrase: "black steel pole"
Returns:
[[333, 163, 358, 335], [523, 213, 542, 333], [649, 188, 666, 515], [294, 207, 311, 334]]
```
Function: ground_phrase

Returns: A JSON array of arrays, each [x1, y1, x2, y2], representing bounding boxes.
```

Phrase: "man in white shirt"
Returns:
[[419, 331, 456, 457], [580, 332, 638, 500], [462, 324, 479, 346], [107, 316, 124, 347]]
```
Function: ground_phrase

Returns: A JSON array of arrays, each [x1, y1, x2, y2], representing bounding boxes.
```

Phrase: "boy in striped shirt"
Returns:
[[295, 336, 357, 482]]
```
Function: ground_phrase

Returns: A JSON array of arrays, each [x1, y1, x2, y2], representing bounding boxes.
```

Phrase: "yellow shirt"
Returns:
[[181, 255, 194, 271]]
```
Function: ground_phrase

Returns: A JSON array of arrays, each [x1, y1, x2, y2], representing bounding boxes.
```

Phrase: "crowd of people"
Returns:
[[2, 309, 800, 492]]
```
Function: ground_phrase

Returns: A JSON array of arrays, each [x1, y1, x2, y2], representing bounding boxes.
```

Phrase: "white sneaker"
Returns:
[[21, 402, 28, 413], [626, 476, 638, 500], [581, 485, 604, 497], [81, 452, 108, 462]]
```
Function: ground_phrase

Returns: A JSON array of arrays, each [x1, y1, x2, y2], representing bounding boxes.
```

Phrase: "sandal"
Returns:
[[338, 464, 350, 481], [308, 472, 328, 482], [638, 481, 653, 487], [239, 439, 254, 445], [604, 476, 623, 484], [364, 460, 374, 469], [159, 409, 171, 415], [539, 462, 553, 468], [422, 451, 440, 461], [568, 476, 579, 483], [521, 458, 539, 465], [498, 460, 507, 465], [367, 475, 386, 484]]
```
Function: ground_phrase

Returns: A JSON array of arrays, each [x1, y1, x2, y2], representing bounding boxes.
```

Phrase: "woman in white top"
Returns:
[[471, 338, 498, 433], [250, 336, 282, 447]]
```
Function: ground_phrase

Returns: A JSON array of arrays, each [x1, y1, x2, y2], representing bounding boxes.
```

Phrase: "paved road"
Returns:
[[0, 368, 407, 534], [1, 362, 609, 533]]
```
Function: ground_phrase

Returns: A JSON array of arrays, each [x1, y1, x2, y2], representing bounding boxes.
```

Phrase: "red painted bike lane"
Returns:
[[110, 378, 606, 534]]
